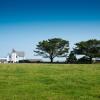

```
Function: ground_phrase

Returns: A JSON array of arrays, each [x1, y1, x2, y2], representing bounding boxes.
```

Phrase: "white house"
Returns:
[[7, 49, 25, 63], [0, 49, 25, 63]]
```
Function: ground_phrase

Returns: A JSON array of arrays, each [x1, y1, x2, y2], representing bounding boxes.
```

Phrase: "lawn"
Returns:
[[0, 64, 100, 100]]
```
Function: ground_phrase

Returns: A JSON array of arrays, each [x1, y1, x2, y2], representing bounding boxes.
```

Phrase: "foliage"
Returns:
[[34, 38, 69, 62], [67, 51, 77, 63], [74, 39, 100, 63]]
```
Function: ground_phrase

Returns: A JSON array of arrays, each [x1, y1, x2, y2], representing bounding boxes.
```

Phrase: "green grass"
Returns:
[[0, 64, 100, 100]]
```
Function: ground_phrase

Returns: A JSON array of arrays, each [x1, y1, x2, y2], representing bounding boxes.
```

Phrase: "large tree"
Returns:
[[74, 39, 100, 63], [34, 38, 69, 63]]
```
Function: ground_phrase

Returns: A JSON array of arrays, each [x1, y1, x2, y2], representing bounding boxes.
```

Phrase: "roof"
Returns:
[[92, 44, 100, 48], [11, 49, 25, 57], [96, 44, 100, 47], [26, 59, 42, 61], [95, 57, 100, 61], [0, 58, 7, 62]]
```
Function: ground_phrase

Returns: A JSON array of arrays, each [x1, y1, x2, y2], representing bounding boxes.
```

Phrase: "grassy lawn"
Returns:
[[0, 64, 100, 100]]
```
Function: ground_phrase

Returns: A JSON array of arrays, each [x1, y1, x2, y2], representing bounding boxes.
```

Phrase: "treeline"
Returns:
[[33, 38, 100, 64]]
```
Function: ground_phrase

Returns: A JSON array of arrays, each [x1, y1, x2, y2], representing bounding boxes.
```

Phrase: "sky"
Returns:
[[0, 0, 100, 60]]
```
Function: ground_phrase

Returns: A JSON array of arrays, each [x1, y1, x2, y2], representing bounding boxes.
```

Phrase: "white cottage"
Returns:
[[8, 49, 25, 63]]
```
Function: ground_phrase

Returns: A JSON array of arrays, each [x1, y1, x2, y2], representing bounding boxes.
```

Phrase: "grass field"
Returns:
[[0, 64, 100, 100]]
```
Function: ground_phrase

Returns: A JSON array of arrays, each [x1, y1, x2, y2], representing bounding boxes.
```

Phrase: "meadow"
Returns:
[[0, 64, 100, 100]]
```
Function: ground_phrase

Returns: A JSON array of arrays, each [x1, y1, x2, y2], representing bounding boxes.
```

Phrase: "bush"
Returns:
[[77, 56, 91, 64]]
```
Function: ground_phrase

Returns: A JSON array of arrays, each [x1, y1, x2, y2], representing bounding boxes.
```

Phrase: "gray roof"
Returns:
[[0, 58, 7, 62], [96, 44, 100, 47], [26, 59, 42, 61], [12, 49, 25, 57], [16, 51, 25, 57]]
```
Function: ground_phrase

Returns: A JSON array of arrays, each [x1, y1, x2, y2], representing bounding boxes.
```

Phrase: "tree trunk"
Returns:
[[50, 56, 53, 63], [89, 56, 92, 64]]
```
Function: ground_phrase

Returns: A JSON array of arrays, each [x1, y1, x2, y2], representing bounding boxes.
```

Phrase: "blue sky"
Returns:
[[0, 0, 100, 60]]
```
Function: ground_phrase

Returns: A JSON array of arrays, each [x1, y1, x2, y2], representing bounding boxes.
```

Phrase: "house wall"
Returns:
[[11, 53, 18, 63]]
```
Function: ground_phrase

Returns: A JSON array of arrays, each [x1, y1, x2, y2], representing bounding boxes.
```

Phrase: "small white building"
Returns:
[[7, 49, 25, 63], [0, 58, 8, 63]]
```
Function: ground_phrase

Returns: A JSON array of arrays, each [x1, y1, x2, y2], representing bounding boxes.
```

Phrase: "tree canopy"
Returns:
[[74, 39, 100, 63], [34, 38, 69, 63]]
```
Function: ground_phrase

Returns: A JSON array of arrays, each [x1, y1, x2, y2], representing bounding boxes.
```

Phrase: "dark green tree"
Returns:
[[34, 38, 69, 63], [74, 39, 100, 63], [67, 51, 77, 63]]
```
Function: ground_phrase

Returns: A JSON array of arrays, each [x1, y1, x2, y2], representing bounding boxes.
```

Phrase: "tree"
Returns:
[[67, 51, 77, 63], [74, 39, 100, 63], [34, 38, 69, 63]]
